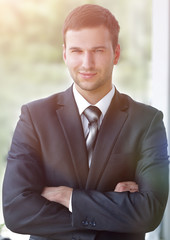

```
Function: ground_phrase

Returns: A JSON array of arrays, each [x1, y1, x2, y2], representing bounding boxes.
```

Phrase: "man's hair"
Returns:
[[63, 4, 120, 51]]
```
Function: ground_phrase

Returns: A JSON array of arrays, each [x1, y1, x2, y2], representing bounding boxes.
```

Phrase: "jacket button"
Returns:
[[82, 220, 89, 226], [92, 221, 96, 227], [90, 221, 96, 227]]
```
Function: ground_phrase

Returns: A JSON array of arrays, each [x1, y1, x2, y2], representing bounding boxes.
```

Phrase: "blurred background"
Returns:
[[0, 0, 169, 239]]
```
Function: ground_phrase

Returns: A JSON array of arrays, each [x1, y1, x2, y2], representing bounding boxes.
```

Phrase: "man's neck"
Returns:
[[75, 84, 113, 105]]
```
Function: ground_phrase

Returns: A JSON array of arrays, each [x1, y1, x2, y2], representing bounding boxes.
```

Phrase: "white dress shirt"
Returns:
[[69, 84, 115, 212]]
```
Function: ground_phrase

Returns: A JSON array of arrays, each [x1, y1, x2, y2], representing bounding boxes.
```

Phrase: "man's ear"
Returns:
[[63, 44, 66, 63], [113, 44, 120, 65]]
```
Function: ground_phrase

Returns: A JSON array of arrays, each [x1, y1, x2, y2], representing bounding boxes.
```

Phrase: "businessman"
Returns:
[[3, 4, 169, 240]]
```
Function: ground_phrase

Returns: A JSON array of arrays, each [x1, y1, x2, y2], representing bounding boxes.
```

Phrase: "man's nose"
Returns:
[[82, 52, 94, 69]]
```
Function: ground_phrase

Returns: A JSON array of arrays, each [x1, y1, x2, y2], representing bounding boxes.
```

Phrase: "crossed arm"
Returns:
[[41, 181, 139, 209]]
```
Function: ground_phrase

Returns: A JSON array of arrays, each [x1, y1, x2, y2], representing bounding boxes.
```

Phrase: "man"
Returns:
[[3, 4, 169, 240]]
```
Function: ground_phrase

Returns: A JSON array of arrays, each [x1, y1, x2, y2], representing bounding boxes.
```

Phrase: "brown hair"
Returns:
[[63, 4, 120, 51]]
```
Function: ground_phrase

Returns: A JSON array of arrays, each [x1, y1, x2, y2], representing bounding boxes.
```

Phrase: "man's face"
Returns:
[[63, 25, 120, 98]]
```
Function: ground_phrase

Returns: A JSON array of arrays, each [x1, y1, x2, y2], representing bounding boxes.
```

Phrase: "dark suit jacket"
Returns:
[[3, 86, 169, 240]]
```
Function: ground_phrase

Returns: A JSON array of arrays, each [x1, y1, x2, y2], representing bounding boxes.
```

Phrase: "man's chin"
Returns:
[[75, 82, 100, 92]]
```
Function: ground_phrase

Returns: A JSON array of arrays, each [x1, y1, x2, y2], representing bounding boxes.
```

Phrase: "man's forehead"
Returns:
[[65, 26, 111, 47], [65, 25, 109, 35]]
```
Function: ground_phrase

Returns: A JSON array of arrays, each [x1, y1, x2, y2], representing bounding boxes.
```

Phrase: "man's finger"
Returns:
[[114, 181, 139, 192]]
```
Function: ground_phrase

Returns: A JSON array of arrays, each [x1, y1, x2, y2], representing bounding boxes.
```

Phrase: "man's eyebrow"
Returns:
[[92, 46, 107, 49], [68, 47, 82, 51], [68, 46, 107, 50], [69, 47, 81, 50]]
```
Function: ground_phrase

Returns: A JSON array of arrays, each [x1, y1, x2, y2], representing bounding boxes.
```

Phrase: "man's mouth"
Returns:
[[79, 72, 97, 79]]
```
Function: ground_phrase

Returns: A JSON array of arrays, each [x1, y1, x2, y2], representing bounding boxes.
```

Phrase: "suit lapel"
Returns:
[[86, 90, 129, 189], [56, 87, 89, 188]]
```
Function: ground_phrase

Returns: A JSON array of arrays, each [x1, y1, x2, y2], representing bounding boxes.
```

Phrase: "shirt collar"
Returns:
[[73, 84, 115, 117]]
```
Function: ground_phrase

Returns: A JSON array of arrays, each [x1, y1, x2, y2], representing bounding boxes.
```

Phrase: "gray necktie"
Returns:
[[84, 106, 101, 167]]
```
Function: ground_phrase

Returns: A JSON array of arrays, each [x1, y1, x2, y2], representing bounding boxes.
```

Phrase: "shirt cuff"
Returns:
[[69, 191, 72, 212]]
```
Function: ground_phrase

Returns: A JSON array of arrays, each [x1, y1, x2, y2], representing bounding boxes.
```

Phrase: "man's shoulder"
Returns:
[[118, 91, 161, 116], [27, 92, 60, 108], [25, 86, 72, 110]]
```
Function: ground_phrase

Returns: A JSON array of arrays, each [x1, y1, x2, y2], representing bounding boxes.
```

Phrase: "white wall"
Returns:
[[152, 0, 170, 239]]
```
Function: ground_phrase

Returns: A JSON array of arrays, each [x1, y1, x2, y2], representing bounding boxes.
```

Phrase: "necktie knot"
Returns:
[[84, 106, 101, 125]]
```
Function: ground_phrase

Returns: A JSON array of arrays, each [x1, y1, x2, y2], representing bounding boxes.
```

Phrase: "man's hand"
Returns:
[[114, 181, 139, 193], [41, 186, 73, 209]]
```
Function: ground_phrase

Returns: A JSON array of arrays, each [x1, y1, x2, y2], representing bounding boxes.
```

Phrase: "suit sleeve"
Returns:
[[2, 105, 95, 240], [71, 110, 169, 233]]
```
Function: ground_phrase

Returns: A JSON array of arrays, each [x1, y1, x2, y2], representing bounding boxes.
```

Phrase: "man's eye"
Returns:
[[95, 49, 104, 53]]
